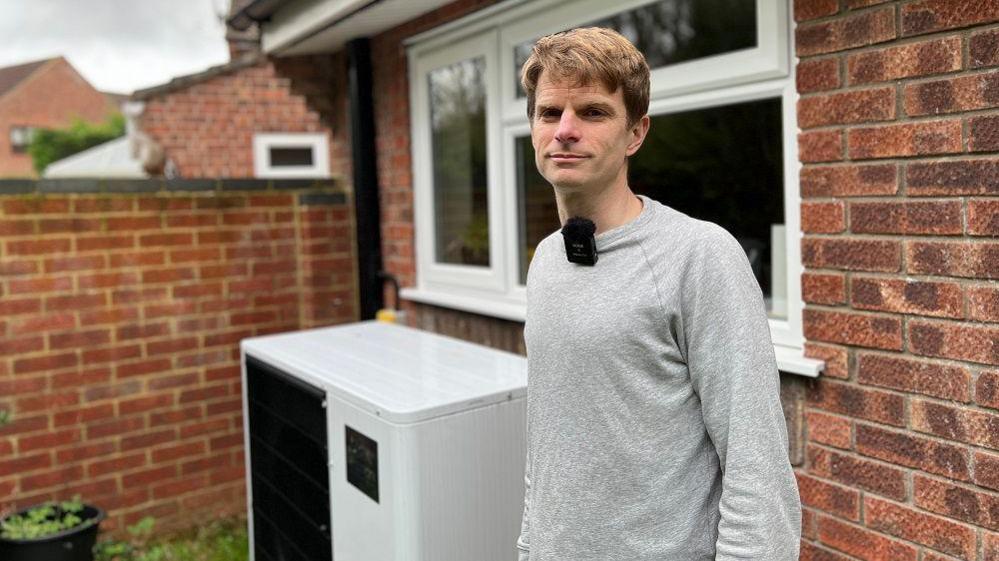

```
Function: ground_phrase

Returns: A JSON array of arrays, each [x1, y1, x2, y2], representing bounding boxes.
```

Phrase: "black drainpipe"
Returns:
[[347, 38, 383, 320]]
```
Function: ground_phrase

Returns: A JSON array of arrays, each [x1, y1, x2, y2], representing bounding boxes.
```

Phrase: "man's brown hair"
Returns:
[[520, 27, 650, 127]]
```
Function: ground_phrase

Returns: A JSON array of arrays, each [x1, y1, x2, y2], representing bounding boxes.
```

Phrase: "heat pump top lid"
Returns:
[[241, 321, 527, 423]]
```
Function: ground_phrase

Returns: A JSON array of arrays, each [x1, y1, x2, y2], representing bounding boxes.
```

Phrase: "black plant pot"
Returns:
[[0, 504, 106, 561]]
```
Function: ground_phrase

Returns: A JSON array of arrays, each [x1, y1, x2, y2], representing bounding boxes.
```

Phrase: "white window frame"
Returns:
[[410, 31, 509, 295], [252, 132, 330, 178], [404, 0, 821, 375], [497, 0, 788, 123], [9, 125, 36, 153]]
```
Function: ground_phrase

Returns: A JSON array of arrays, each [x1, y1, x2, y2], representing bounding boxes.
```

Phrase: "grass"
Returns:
[[94, 516, 248, 561]]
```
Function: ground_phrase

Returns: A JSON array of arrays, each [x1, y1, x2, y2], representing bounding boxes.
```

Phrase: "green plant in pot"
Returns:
[[0, 496, 106, 561]]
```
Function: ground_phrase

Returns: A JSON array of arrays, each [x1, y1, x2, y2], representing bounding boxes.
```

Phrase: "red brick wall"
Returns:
[[0, 182, 357, 533], [795, 1, 999, 559], [0, 58, 118, 178], [140, 56, 349, 180]]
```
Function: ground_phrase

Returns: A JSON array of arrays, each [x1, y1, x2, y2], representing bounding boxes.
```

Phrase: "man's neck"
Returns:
[[554, 184, 643, 236]]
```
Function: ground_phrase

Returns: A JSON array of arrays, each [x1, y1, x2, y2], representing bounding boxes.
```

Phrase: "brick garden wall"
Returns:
[[795, 1, 999, 559], [0, 178, 357, 533]]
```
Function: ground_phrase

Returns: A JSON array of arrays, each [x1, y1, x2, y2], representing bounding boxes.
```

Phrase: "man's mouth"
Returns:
[[549, 153, 588, 163]]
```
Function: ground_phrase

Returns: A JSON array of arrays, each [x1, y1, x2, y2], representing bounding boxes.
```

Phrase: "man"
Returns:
[[516, 27, 801, 560]]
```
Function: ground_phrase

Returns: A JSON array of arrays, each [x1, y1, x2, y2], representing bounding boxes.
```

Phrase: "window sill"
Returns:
[[401, 287, 527, 322], [773, 345, 824, 378], [401, 287, 825, 378]]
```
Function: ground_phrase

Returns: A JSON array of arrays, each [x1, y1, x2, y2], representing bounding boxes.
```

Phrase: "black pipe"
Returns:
[[347, 38, 383, 320]]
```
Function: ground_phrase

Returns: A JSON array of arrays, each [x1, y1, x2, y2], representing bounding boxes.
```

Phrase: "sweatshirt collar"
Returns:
[[594, 194, 656, 251]]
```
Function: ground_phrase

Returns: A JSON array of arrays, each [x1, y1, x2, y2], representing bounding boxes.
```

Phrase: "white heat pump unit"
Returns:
[[240, 321, 528, 561]]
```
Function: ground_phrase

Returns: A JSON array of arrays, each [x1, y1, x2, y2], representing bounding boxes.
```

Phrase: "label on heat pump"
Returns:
[[345, 425, 379, 503]]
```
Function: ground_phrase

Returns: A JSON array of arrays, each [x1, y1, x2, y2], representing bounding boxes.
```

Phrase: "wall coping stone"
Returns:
[[299, 192, 347, 206], [0, 178, 341, 196]]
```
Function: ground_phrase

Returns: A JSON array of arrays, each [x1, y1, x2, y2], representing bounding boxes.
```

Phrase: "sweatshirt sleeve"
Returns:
[[679, 225, 801, 561], [516, 449, 531, 561]]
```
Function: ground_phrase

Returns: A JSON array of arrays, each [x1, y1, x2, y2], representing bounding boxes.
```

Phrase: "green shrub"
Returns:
[[94, 516, 248, 561], [28, 113, 126, 174]]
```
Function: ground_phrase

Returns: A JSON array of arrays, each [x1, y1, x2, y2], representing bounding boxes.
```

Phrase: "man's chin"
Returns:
[[542, 171, 590, 192]]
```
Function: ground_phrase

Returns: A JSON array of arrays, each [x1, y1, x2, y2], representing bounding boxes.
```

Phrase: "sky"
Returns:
[[0, 0, 232, 94]]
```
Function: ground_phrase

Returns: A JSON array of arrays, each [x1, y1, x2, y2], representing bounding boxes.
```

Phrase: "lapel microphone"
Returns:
[[561, 217, 597, 266]]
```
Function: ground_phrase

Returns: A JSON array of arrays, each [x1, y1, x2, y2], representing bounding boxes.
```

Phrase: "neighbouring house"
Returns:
[[215, 0, 994, 559], [129, 53, 344, 180], [125, 0, 344, 181], [0, 57, 122, 177]]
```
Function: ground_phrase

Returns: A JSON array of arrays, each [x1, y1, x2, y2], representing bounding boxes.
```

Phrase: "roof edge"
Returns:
[[0, 56, 63, 103], [130, 54, 264, 101]]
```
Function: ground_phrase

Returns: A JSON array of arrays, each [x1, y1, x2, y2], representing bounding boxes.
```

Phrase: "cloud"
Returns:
[[0, 0, 231, 93]]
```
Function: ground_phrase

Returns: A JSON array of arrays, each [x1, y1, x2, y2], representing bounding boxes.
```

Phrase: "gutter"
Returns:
[[271, 0, 382, 55], [227, 0, 292, 31], [228, 0, 385, 56]]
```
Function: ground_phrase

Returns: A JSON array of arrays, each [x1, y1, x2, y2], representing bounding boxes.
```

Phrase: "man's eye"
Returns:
[[540, 109, 560, 118], [584, 109, 606, 117]]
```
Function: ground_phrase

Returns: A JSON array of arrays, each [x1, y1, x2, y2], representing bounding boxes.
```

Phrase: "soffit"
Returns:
[[260, 0, 454, 55]]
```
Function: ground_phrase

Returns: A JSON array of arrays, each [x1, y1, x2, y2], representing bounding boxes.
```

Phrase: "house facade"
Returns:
[[0, 57, 121, 178], [225, 0, 999, 557], [231, 0, 819, 358]]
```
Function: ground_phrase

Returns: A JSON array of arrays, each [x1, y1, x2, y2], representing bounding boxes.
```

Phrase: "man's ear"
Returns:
[[625, 114, 650, 157]]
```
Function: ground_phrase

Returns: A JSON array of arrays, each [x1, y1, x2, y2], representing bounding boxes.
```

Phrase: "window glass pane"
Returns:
[[514, 0, 757, 97], [515, 135, 560, 284], [269, 147, 314, 167], [429, 57, 490, 267], [629, 97, 786, 319]]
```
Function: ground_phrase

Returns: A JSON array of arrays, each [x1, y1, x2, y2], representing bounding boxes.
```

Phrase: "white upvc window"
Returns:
[[253, 132, 330, 178], [404, 0, 820, 376]]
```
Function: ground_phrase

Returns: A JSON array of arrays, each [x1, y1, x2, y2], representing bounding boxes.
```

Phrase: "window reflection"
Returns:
[[630, 98, 785, 318], [429, 57, 490, 266], [514, 0, 757, 97], [515, 98, 786, 319]]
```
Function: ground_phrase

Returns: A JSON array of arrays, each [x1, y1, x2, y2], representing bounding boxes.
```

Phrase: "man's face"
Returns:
[[530, 72, 649, 193]]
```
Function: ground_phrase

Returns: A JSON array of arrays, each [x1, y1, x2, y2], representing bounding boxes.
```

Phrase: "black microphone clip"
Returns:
[[561, 217, 597, 266]]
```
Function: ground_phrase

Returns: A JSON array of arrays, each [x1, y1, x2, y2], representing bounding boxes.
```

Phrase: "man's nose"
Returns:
[[553, 111, 580, 144]]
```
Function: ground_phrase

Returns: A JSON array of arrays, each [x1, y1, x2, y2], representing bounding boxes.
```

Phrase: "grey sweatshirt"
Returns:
[[518, 194, 800, 560]]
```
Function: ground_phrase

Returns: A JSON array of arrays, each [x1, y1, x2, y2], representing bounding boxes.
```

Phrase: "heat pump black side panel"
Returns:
[[246, 354, 332, 561]]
